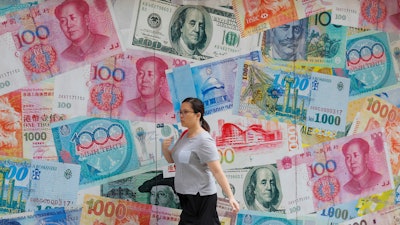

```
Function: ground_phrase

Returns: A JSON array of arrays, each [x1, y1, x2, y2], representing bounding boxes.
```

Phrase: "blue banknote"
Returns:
[[0, 207, 81, 224], [51, 116, 140, 188], [0, 1, 37, 16], [166, 51, 261, 120], [236, 209, 315, 225], [315, 200, 359, 225], [0, 156, 80, 216], [340, 31, 397, 98]]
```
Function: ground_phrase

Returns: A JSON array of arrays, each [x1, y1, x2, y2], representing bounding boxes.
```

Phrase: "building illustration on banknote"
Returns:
[[0, 173, 25, 214], [214, 119, 282, 149]]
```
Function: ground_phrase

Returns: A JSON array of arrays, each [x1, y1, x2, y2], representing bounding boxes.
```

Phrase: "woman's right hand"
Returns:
[[162, 136, 174, 151]]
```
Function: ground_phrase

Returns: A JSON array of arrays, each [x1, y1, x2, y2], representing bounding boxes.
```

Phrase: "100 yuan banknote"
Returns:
[[85, 48, 191, 124], [0, 0, 123, 96], [128, 0, 261, 61], [332, 0, 400, 34], [206, 110, 303, 170], [277, 128, 394, 218], [262, 10, 348, 69], [233, 60, 350, 132], [167, 51, 261, 119]]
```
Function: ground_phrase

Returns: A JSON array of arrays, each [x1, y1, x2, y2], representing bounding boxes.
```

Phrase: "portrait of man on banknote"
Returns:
[[0, 96, 21, 148], [125, 56, 173, 118], [264, 18, 308, 61], [342, 138, 383, 195], [138, 173, 181, 209], [244, 165, 284, 212], [54, 0, 110, 62], [170, 6, 212, 60]]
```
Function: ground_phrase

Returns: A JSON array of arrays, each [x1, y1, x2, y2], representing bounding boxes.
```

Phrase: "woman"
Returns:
[[162, 97, 239, 224]]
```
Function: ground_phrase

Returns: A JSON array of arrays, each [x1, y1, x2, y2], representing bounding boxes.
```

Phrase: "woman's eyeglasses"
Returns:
[[179, 110, 195, 115]]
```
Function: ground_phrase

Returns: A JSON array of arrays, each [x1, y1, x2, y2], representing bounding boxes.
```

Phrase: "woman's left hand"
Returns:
[[229, 198, 240, 214]]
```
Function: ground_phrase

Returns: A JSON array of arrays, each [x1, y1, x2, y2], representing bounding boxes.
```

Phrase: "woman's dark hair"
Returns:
[[182, 97, 210, 132]]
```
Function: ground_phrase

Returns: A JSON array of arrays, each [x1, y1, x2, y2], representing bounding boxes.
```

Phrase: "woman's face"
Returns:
[[179, 102, 198, 128]]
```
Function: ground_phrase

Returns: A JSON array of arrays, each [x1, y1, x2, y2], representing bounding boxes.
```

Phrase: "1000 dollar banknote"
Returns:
[[51, 116, 181, 188], [233, 60, 350, 132], [0, 0, 122, 96], [129, 0, 261, 60], [277, 128, 394, 218]]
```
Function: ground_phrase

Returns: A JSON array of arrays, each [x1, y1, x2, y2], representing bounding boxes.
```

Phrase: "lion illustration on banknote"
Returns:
[[0, 96, 21, 148]]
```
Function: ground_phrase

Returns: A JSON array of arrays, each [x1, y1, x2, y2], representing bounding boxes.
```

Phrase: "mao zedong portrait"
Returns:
[[265, 18, 307, 61], [244, 165, 284, 212], [126, 56, 173, 117], [55, 0, 110, 62], [138, 173, 181, 209], [342, 138, 383, 195], [170, 6, 211, 60]]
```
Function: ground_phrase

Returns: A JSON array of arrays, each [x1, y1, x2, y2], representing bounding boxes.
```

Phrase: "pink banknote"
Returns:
[[86, 48, 192, 123], [332, 0, 400, 33], [277, 128, 394, 218], [0, 0, 122, 96]]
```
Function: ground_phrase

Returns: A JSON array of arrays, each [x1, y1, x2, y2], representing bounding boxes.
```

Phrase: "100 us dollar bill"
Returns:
[[128, 0, 261, 60]]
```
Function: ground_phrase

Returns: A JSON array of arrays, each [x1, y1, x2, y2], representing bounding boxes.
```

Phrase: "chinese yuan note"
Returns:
[[0, 0, 122, 96], [277, 128, 394, 218]]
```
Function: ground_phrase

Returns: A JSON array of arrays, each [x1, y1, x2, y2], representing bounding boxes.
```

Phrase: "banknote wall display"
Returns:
[[3, 0, 400, 224]]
